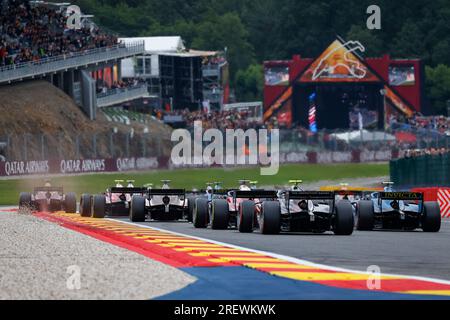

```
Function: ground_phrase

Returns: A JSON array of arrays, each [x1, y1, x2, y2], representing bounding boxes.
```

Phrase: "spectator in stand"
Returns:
[[159, 108, 266, 131], [0, 0, 118, 67], [389, 113, 450, 135], [96, 78, 145, 94], [403, 147, 449, 159]]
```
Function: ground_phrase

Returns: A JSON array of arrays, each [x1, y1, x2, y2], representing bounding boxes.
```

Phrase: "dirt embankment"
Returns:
[[0, 81, 172, 161]]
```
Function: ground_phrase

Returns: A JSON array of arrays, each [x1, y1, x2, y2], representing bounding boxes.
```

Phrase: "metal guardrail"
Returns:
[[97, 84, 149, 108], [0, 42, 145, 84]]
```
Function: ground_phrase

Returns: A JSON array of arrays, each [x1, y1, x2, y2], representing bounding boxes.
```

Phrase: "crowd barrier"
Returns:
[[390, 154, 450, 187]]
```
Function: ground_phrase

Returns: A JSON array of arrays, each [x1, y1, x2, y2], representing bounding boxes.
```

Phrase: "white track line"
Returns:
[[110, 218, 450, 286], [0, 206, 18, 211]]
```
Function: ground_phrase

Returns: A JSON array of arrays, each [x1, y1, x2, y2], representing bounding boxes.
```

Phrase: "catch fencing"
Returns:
[[0, 131, 166, 163]]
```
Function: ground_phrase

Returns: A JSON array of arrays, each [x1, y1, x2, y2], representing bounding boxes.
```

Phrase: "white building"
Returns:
[[119, 36, 228, 110]]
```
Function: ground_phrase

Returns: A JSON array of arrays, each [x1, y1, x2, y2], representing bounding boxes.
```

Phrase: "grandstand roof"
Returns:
[[118, 37, 217, 57], [119, 36, 185, 53]]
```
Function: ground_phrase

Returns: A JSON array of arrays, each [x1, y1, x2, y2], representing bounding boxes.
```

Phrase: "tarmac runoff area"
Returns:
[[0, 210, 195, 299]]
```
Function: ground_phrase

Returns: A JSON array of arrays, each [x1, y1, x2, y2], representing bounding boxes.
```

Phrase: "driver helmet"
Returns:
[[161, 180, 171, 189], [239, 184, 251, 191]]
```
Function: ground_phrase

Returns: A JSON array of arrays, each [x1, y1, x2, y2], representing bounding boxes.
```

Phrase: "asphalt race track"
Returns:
[[116, 218, 450, 281]]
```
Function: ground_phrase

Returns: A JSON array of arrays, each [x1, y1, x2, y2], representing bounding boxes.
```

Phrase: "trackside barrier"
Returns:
[[391, 154, 450, 187], [0, 150, 396, 177], [0, 157, 161, 177], [411, 187, 450, 218]]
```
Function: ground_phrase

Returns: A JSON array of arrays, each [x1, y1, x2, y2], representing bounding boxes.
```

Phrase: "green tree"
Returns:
[[191, 12, 255, 78], [235, 64, 264, 101], [425, 65, 450, 115], [346, 25, 383, 57]]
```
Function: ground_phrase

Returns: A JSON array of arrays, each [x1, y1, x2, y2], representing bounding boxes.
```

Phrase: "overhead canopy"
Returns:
[[119, 36, 185, 53], [119, 36, 218, 57], [330, 130, 396, 143]]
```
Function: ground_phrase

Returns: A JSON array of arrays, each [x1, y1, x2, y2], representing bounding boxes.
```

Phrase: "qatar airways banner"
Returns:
[[0, 157, 161, 177], [0, 151, 398, 177]]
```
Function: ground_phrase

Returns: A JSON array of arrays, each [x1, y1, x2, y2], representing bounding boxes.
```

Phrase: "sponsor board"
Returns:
[[0, 157, 160, 177], [0, 150, 396, 177], [117, 157, 159, 171], [0, 160, 49, 176], [60, 159, 106, 174]]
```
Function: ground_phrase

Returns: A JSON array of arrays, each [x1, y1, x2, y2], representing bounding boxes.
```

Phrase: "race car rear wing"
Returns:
[[110, 187, 147, 194], [379, 192, 423, 201], [148, 189, 185, 196], [34, 186, 64, 194], [334, 190, 365, 196], [233, 190, 278, 199], [211, 189, 231, 196], [287, 191, 335, 201]]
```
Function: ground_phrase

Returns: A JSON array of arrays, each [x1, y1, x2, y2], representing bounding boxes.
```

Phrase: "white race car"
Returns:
[[272, 180, 354, 235], [81, 180, 147, 218], [19, 180, 76, 213], [130, 180, 189, 222]]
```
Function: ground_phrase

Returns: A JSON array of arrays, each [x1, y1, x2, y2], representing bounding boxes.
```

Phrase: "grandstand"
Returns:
[[102, 106, 156, 125], [0, 1, 177, 163], [0, 0, 146, 119]]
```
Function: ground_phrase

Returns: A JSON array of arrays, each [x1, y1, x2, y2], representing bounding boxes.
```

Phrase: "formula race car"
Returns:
[[193, 180, 279, 232], [320, 184, 383, 212], [186, 182, 225, 222], [272, 180, 354, 235], [81, 180, 147, 218], [129, 180, 189, 222], [19, 180, 76, 213], [355, 182, 441, 232]]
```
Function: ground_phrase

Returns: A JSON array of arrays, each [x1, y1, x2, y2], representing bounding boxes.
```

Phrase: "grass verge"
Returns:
[[0, 163, 388, 205]]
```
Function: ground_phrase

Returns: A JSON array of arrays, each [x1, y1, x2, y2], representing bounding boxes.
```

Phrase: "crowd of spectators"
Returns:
[[156, 108, 270, 131], [0, 0, 118, 67], [96, 78, 145, 95], [403, 147, 450, 158], [389, 113, 450, 135], [202, 55, 226, 66]]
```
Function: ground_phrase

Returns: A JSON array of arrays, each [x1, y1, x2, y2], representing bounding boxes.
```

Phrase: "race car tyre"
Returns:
[[187, 196, 196, 222], [80, 194, 92, 217], [260, 201, 281, 235], [238, 200, 254, 233], [334, 200, 354, 235], [193, 198, 209, 228], [91, 195, 106, 219], [130, 195, 146, 222], [19, 192, 32, 209], [356, 200, 374, 231], [64, 192, 77, 213], [422, 201, 441, 232], [211, 199, 229, 230]]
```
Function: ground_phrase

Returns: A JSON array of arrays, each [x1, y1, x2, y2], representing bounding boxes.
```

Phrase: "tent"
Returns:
[[329, 130, 396, 143]]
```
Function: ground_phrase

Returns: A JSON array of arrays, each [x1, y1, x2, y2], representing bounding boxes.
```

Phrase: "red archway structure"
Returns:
[[263, 39, 423, 129]]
